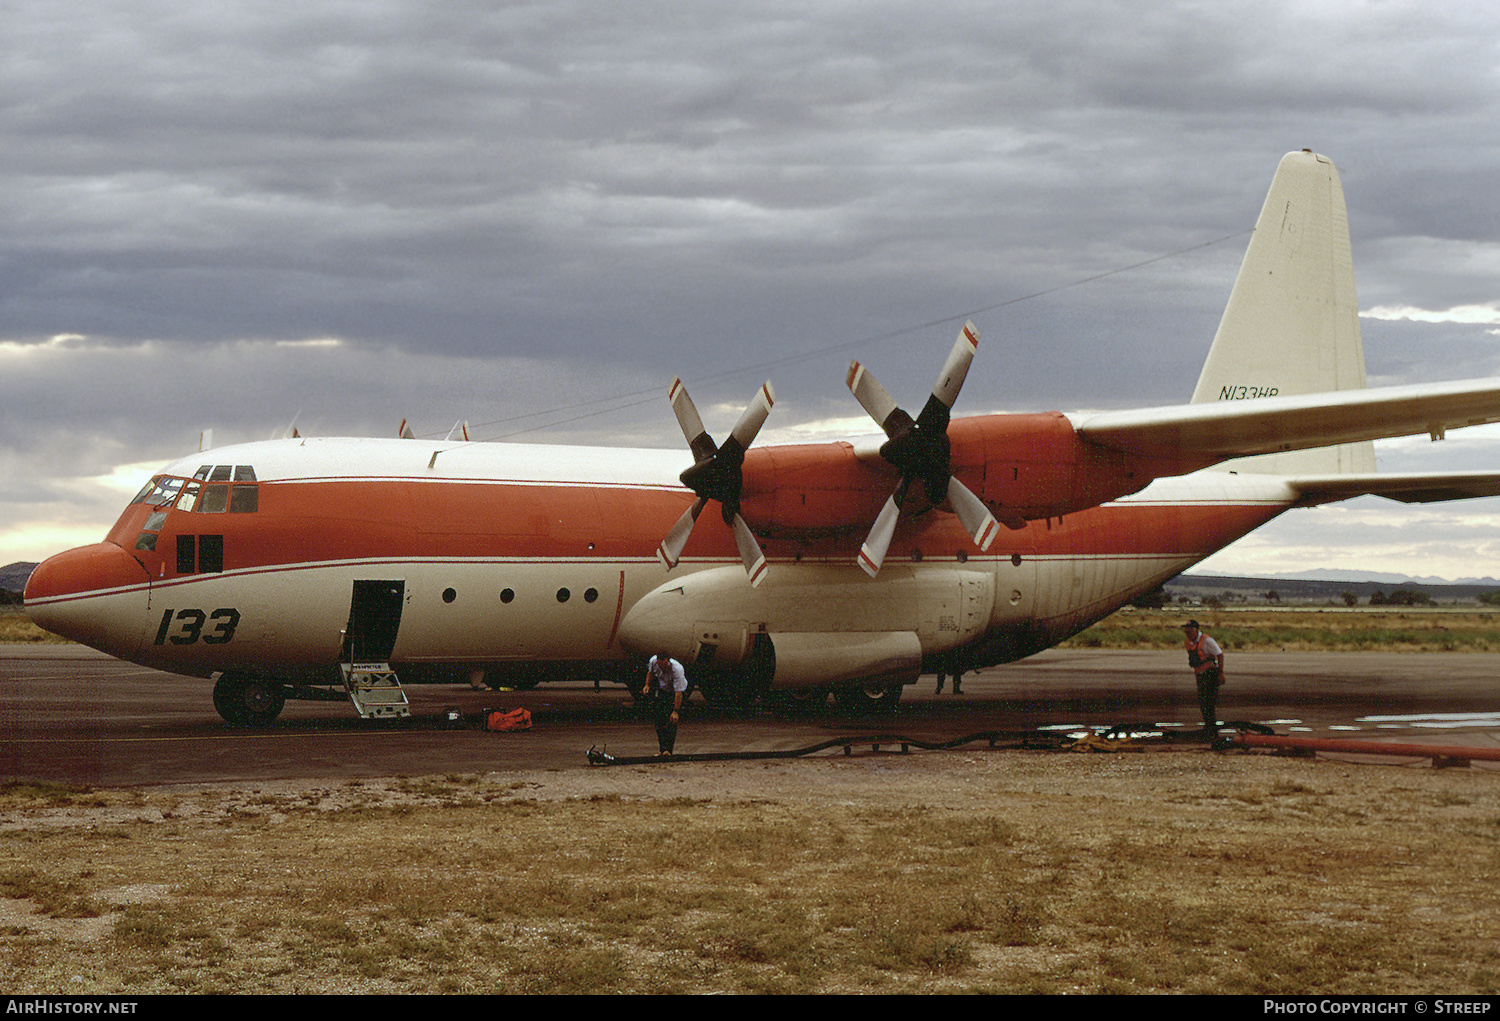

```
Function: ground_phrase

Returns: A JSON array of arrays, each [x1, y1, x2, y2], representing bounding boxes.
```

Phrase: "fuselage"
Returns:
[[24, 432, 1296, 691]]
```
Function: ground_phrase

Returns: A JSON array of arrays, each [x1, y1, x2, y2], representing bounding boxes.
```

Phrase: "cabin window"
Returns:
[[177, 535, 196, 574], [173, 533, 224, 574], [199, 535, 224, 573]]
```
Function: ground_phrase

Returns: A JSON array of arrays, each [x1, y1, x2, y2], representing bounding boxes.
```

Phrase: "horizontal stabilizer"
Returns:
[[1289, 471, 1500, 506], [1077, 378, 1500, 466]]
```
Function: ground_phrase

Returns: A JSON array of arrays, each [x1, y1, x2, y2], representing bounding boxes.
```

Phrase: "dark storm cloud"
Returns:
[[4, 1, 1500, 572]]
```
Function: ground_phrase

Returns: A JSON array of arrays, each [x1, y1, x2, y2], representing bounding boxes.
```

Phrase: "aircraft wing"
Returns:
[[1284, 471, 1500, 506], [1075, 378, 1500, 463]]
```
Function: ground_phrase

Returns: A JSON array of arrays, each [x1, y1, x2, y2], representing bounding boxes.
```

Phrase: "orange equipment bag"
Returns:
[[487, 708, 533, 732]]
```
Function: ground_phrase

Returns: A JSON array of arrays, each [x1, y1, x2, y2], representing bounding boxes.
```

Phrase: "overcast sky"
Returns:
[[5, 1, 1500, 580]]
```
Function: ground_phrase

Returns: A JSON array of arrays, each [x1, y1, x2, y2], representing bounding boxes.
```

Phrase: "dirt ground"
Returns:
[[2, 742, 1499, 994]]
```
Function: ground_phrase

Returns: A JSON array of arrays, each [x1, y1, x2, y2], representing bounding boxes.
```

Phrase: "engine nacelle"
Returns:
[[618, 563, 994, 689], [734, 413, 1156, 538]]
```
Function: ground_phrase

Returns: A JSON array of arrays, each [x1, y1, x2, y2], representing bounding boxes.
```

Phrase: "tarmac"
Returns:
[[3, 645, 1499, 785]]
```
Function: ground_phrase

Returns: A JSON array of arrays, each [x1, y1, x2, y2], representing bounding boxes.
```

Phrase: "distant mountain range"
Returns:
[[1, 562, 37, 595], [1192, 568, 1500, 586], [1169, 572, 1500, 602]]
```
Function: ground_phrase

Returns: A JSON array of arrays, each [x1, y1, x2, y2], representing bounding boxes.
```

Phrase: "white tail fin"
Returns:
[[1192, 150, 1374, 475]]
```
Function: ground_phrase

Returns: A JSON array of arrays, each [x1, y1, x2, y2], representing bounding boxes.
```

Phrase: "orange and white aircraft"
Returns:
[[25, 150, 1500, 725]]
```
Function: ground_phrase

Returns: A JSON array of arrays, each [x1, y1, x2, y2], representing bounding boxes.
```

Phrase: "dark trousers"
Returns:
[[1195, 668, 1222, 733], [652, 703, 678, 753]]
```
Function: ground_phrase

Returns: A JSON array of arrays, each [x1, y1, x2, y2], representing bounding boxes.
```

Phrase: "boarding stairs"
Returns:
[[340, 661, 411, 719]]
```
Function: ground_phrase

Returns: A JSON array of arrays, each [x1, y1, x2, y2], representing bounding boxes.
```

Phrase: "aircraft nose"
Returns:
[[24, 543, 151, 658]]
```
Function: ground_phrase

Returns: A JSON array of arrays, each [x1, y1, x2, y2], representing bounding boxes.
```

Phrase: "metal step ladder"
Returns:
[[340, 661, 411, 719]]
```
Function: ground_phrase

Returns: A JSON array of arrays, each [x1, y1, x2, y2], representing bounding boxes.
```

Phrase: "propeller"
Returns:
[[657, 377, 776, 587], [847, 320, 999, 576]]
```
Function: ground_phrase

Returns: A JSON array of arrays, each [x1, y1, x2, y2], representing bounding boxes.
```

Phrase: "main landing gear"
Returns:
[[831, 681, 903, 714]]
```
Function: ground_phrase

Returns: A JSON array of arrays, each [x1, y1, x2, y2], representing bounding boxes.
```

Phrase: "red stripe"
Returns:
[[91, 471, 1289, 584]]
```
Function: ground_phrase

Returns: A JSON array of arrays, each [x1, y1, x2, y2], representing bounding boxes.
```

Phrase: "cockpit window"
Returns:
[[176, 480, 200, 513], [133, 477, 184, 507], [229, 484, 258, 512], [190, 465, 258, 483], [199, 484, 229, 513], [128, 472, 258, 514]]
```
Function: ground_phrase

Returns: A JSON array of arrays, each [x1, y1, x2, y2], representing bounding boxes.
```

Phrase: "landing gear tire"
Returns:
[[768, 688, 829, 717], [695, 670, 762, 710], [213, 675, 287, 728], [692, 634, 773, 711], [833, 681, 903, 714]]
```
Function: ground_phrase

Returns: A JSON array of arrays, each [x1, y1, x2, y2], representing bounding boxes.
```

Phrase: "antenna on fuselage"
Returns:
[[273, 412, 302, 440]]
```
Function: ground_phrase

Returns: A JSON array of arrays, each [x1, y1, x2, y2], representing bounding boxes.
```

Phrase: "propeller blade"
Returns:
[[946, 477, 999, 552], [857, 495, 902, 577], [727, 381, 775, 451], [731, 513, 768, 587], [659, 379, 776, 584], [668, 378, 716, 463], [657, 498, 706, 569], [847, 322, 988, 574], [931, 321, 979, 410], [847, 361, 908, 438]]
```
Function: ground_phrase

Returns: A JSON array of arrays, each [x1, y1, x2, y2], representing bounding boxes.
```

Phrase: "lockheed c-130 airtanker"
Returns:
[[26, 151, 1500, 726]]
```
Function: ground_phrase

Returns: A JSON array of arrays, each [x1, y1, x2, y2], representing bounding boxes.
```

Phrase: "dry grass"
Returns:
[[1, 752, 1498, 994], [1064, 607, 1500, 652], [0, 607, 68, 643]]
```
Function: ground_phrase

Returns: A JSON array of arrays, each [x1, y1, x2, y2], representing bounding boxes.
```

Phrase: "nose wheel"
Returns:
[[212, 674, 287, 727]]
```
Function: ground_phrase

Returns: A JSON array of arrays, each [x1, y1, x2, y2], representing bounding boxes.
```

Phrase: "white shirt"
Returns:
[[647, 655, 688, 694]]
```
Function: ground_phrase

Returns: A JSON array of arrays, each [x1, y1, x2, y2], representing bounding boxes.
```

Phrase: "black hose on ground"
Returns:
[[585, 720, 1276, 765], [587, 730, 1067, 765]]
